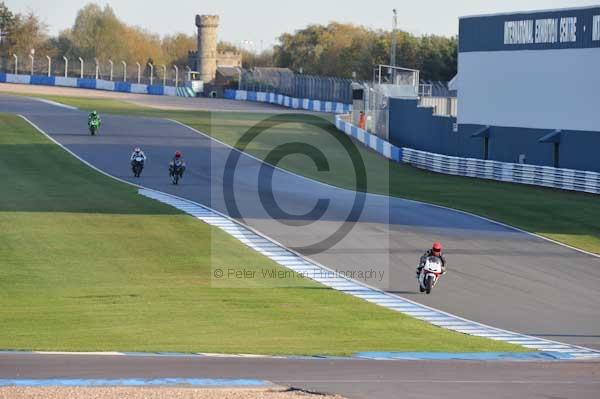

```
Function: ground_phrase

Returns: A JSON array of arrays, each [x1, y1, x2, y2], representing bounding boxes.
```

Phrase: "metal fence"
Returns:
[[352, 66, 421, 140], [419, 84, 433, 97], [1, 55, 188, 87], [239, 69, 353, 103], [419, 96, 458, 117], [419, 81, 456, 97]]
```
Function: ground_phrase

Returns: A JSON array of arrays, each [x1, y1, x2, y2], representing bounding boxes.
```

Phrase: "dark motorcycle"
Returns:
[[169, 160, 185, 185], [131, 156, 144, 178]]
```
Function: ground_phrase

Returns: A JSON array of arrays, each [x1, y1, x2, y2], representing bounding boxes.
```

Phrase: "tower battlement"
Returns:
[[195, 15, 220, 28]]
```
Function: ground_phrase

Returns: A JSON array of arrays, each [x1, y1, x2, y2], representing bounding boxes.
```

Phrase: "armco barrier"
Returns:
[[0, 72, 191, 98], [335, 115, 600, 195], [224, 89, 352, 114]]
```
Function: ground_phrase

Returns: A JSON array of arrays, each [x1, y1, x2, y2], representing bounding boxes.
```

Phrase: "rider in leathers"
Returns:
[[130, 147, 147, 164], [169, 151, 186, 178], [88, 110, 101, 125], [417, 242, 447, 278]]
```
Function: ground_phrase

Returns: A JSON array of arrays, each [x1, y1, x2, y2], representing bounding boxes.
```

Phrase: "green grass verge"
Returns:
[[21, 93, 600, 255], [0, 113, 526, 354]]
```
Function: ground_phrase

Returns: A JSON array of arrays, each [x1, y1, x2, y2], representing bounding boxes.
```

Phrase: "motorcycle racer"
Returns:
[[416, 242, 447, 278], [169, 151, 186, 177], [88, 110, 101, 125], [130, 147, 147, 163]]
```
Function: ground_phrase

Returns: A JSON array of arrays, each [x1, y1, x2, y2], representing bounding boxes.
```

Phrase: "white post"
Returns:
[[161, 64, 166, 86], [63, 56, 68, 77], [173, 65, 178, 87], [136, 62, 141, 84], [121, 61, 127, 82], [46, 55, 51, 77], [29, 54, 34, 75], [94, 58, 99, 80], [108, 59, 114, 81], [12, 54, 17, 74], [185, 66, 191, 82], [148, 63, 154, 85], [78, 57, 84, 78]]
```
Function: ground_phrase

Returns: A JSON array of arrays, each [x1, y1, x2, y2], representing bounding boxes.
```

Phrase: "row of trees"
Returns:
[[1, 2, 457, 81], [274, 23, 457, 81], [0, 2, 195, 72], [0, 4, 50, 58], [216, 23, 458, 81]]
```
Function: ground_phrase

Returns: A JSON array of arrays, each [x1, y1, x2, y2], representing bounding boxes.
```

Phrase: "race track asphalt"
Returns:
[[1, 353, 600, 399], [2, 94, 599, 351]]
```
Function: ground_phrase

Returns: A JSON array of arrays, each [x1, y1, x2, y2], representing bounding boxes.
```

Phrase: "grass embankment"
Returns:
[[0, 113, 524, 354], [23, 93, 600, 255]]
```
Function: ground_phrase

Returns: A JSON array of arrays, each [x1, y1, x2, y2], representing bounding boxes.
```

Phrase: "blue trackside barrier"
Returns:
[[224, 89, 352, 114], [0, 72, 192, 98], [3, 73, 31, 84], [114, 81, 131, 93], [247, 91, 258, 101], [335, 115, 600, 195], [77, 78, 96, 89], [30, 76, 55, 86], [223, 90, 235, 100], [147, 85, 164, 95]]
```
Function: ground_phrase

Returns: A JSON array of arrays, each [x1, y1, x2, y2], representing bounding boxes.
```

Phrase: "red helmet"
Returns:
[[175, 151, 182, 159], [432, 242, 442, 254]]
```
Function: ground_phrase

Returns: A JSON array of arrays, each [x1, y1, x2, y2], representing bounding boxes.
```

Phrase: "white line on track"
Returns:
[[30, 98, 79, 110], [275, 379, 600, 384]]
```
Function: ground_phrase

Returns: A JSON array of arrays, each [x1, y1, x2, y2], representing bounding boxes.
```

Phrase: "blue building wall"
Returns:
[[388, 99, 480, 158], [389, 98, 600, 172], [458, 124, 555, 166], [560, 130, 600, 172]]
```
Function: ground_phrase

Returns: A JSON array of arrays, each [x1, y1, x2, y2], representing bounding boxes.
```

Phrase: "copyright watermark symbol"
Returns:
[[221, 114, 367, 255], [213, 268, 224, 279]]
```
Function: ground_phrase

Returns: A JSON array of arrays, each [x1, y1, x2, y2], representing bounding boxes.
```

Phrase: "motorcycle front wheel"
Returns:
[[425, 275, 433, 294]]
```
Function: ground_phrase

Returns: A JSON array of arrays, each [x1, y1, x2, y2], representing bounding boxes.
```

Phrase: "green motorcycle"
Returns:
[[88, 118, 101, 136]]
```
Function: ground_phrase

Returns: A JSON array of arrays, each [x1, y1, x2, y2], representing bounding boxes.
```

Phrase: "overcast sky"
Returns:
[[5, 0, 598, 50]]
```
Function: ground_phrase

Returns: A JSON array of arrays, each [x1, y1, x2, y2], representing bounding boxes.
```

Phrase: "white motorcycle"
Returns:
[[418, 256, 444, 295]]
